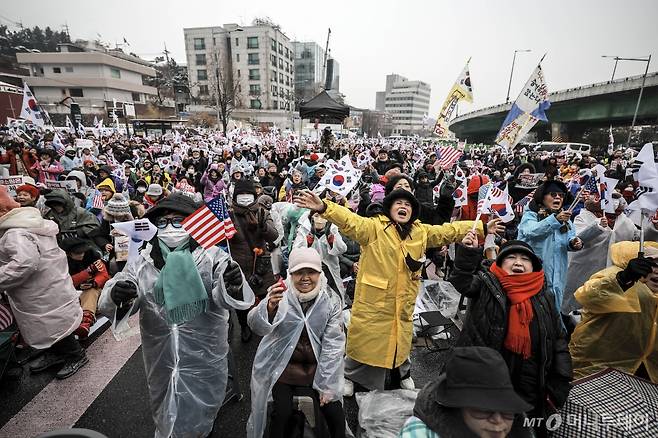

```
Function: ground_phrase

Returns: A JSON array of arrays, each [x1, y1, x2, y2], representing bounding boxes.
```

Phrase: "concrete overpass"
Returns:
[[449, 72, 658, 144]]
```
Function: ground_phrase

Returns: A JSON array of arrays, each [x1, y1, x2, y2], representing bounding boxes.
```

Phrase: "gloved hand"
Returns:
[[223, 261, 243, 300], [617, 257, 656, 290], [306, 234, 314, 247], [110, 281, 138, 306], [326, 234, 335, 246]]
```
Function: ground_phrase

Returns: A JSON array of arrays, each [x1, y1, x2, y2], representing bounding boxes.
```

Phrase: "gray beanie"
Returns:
[[103, 193, 133, 221]]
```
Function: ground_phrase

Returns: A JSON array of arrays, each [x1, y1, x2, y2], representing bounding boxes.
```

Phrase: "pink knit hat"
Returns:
[[0, 185, 20, 216]]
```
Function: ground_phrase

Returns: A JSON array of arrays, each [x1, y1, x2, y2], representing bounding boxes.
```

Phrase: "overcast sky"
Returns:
[[4, 0, 658, 115]]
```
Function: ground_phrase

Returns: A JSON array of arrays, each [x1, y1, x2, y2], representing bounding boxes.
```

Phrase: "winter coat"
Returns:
[[293, 211, 347, 303], [320, 200, 480, 368], [98, 239, 255, 438], [229, 203, 279, 297], [338, 234, 361, 278], [517, 206, 577, 312], [200, 171, 227, 202], [246, 275, 344, 438], [570, 241, 658, 383], [448, 245, 572, 415], [43, 189, 100, 241], [562, 210, 613, 313], [0, 207, 82, 349], [31, 160, 64, 183], [0, 148, 38, 178]]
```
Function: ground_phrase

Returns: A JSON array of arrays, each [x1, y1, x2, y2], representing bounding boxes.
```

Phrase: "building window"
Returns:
[[249, 69, 260, 80], [278, 43, 283, 54], [131, 92, 140, 102], [197, 69, 208, 81], [110, 68, 121, 79], [235, 37, 239, 46], [198, 85, 209, 95], [271, 70, 277, 82], [193, 38, 205, 50], [195, 54, 206, 65], [285, 61, 289, 73], [285, 47, 289, 58], [270, 54, 276, 67], [247, 36, 259, 49], [247, 53, 260, 65], [249, 84, 261, 95], [237, 69, 241, 78], [250, 99, 262, 109], [236, 53, 240, 62], [271, 38, 276, 51], [65, 66, 74, 73], [279, 58, 283, 69], [53, 67, 61, 73], [273, 100, 278, 110], [39, 67, 44, 75], [279, 73, 284, 84], [69, 88, 83, 97], [271, 85, 277, 96], [61, 89, 66, 96]]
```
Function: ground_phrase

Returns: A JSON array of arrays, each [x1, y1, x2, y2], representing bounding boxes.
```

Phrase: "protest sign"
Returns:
[[516, 173, 544, 189], [0, 175, 26, 195], [45, 179, 78, 193]]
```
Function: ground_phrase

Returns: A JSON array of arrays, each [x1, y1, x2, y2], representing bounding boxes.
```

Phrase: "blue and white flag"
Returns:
[[495, 63, 551, 150]]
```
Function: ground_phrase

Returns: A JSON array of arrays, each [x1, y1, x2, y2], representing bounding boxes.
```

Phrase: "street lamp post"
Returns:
[[604, 55, 652, 147], [506, 49, 531, 104]]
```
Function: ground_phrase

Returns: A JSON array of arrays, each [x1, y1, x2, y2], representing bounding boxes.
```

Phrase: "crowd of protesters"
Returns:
[[1, 124, 657, 437]]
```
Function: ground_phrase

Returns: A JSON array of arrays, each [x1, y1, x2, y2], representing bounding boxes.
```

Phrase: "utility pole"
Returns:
[[322, 28, 331, 89]]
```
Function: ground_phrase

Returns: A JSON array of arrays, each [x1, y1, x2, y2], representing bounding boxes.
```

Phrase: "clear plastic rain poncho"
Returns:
[[246, 274, 345, 438], [98, 243, 255, 438]]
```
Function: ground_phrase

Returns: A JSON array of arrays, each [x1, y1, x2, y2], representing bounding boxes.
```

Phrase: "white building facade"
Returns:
[[184, 20, 295, 126], [378, 73, 431, 135], [16, 44, 157, 117]]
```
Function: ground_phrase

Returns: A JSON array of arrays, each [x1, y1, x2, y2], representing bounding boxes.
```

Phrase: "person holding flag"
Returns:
[[98, 193, 254, 438], [294, 187, 498, 395]]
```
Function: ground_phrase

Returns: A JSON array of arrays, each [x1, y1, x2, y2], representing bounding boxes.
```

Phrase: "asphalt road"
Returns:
[[1, 310, 453, 438]]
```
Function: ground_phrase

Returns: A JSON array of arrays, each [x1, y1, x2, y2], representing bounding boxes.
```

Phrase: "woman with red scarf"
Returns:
[[448, 235, 572, 431]]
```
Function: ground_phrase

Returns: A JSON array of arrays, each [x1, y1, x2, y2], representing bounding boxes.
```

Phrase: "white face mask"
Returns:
[[235, 194, 255, 206], [137, 187, 147, 193], [158, 224, 189, 247]]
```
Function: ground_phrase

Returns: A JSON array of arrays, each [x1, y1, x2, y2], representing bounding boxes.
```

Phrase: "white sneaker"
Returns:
[[343, 378, 354, 397], [400, 376, 415, 390]]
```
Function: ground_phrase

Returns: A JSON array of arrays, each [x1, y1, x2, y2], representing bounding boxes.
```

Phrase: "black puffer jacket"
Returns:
[[448, 245, 572, 417]]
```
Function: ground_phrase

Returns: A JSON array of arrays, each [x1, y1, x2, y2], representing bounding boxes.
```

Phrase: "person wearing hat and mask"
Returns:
[[399, 347, 534, 438], [449, 235, 572, 427], [89, 193, 134, 269], [570, 241, 658, 383], [61, 237, 110, 339], [131, 178, 149, 203], [200, 164, 227, 202], [0, 186, 88, 379], [98, 193, 254, 438], [278, 168, 308, 202], [60, 146, 80, 171], [44, 189, 100, 246], [247, 247, 345, 438], [518, 180, 583, 316], [294, 188, 496, 396], [230, 179, 278, 342]]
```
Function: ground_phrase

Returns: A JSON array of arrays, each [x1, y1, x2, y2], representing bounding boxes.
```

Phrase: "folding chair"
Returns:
[[414, 311, 456, 352]]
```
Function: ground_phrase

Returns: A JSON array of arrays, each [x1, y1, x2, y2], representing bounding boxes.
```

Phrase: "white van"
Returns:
[[533, 142, 591, 156]]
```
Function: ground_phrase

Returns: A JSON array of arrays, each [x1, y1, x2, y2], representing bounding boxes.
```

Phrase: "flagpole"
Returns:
[[639, 213, 646, 257]]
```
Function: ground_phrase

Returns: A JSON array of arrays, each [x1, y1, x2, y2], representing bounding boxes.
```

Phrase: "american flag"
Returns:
[[435, 146, 463, 170], [91, 191, 105, 209], [581, 175, 599, 200], [514, 189, 535, 217], [477, 184, 505, 214], [182, 194, 236, 249], [0, 302, 13, 331]]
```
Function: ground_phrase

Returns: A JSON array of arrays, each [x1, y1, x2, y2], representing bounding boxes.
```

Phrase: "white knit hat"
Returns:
[[103, 193, 133, 221]]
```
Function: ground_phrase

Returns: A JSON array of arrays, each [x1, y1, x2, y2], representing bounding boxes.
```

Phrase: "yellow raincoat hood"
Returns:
[[570, 241, 658, 383]]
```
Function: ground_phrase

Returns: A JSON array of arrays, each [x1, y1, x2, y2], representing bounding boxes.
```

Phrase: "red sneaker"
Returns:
[[74, 310, 96, 339]]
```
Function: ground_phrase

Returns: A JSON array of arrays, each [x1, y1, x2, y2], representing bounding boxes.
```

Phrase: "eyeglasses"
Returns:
[[154, 216, 185, 229], [548, 192, 564, 198], [468, 409, 516, 421]]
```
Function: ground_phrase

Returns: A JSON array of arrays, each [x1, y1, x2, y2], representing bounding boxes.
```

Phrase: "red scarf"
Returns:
[[489, 262, 545, 359]]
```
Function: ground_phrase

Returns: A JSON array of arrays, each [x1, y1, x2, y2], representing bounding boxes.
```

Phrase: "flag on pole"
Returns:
[[182, 194, 236, 249], [316, 155, 362, 198], [630, 143, 658, 182], [111, 219, 158, 262], [495, 61, 551, 150], [478, 184, 515, 222], [451, 165, 468, 207], [91, 191, 105, 210], [514, 189, 535, 217], [436, 146, 462, 169], [433, 59, 473, 137], [77, 120, 86, 137], [52, 132, 65, 155], [607, 125, 615, 155], [66, 115, 76, 134], [599, 175, 619, 214], [19, 83, 46, 128]]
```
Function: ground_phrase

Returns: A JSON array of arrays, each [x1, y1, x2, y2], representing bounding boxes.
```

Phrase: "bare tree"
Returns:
[[207, 59, 242, 133]]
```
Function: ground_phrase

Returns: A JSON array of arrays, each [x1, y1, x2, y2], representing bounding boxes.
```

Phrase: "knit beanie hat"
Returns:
[[103, 193, 133, 221], [0, 185, 20, 217], [233, 179, 257, 200]]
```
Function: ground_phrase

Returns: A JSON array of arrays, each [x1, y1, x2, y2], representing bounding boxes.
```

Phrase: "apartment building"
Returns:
[[376, 73, 431, 135]]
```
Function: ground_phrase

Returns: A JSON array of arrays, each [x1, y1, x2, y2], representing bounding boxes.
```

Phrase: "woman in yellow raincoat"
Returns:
[[295, 188, 498, 394], [569, 241, 658, 382]]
